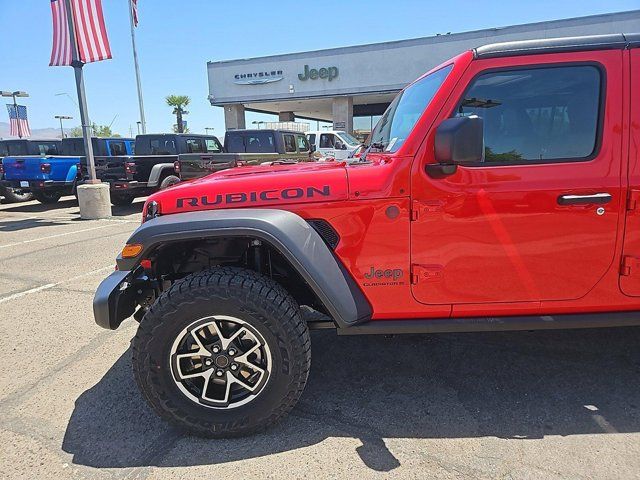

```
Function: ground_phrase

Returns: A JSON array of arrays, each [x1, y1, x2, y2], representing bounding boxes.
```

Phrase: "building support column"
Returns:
[[224, 104, 246, 130], [279, 111, 295, 122], [332, 96, 353, 133]]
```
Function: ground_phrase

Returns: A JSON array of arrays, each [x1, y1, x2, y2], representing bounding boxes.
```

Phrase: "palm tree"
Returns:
[[165, 95, 190, 133]]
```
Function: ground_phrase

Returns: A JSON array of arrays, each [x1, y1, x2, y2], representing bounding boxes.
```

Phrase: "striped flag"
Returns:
[[6, 105, 31, 138], [49, 0, 112, 66], [131, 0, 139, 27]]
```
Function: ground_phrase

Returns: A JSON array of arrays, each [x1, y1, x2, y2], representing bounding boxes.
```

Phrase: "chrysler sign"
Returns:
[[234, 70, 284, 85]]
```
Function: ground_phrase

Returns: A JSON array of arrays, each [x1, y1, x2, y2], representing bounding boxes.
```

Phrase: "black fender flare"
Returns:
[[147, 163, 176, 187], [118, 209, 372, 327]]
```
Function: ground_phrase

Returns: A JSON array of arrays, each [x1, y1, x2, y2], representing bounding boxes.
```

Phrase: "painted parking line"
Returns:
[[0, 265, 113, 304], [0, 224, 118, 249]]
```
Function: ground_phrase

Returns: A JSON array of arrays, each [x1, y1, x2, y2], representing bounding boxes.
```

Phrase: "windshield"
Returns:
[[336, 132, 360, 146], [369, 64, 453, 152]]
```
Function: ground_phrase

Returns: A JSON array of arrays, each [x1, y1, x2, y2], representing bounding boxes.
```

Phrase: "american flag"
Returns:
[[6, 105, 31, 138], [131, 0, 138, 27], [49, 0, 112, 66]]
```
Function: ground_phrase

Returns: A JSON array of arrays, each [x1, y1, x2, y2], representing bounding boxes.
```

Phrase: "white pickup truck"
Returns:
[[306, 130, 361, 160]]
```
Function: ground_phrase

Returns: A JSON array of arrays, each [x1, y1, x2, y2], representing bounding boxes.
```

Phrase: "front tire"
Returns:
[[32, 190, 62, 204], [132, 267, 311, 437]]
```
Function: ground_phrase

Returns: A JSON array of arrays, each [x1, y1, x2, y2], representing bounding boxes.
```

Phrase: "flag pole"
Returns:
[[129, 0, 146, 134], [12, 96, 22, 139], [62, 0, 98, 183]]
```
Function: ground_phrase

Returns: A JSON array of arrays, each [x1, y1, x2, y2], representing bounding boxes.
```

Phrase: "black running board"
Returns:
[[335, 311, 640, 335]]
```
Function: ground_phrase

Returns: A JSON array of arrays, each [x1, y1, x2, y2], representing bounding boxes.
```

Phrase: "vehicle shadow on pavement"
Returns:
[[109, 200, 145, 217], [62, 327, 640, 472], [0, 197, 78, 213]]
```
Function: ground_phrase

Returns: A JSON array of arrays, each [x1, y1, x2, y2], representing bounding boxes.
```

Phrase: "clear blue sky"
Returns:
[[1, 0, 638, 137]]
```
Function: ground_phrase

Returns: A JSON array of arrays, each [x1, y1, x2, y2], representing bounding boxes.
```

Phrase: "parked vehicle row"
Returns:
[[0, 137, 134, 204], [1, 129, 356, 206]]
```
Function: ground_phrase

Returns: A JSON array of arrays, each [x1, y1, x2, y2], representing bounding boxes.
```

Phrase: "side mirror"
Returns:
[[427, 116, 483, 178]]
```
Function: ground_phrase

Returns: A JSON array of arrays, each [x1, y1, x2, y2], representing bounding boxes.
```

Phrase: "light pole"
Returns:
[[55, 92, 78, 107], [54, 115, 73, 138], [1, 90, 29, 138]]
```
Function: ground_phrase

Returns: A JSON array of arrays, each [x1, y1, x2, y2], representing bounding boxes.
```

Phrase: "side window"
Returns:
[[296, 135, 310, 152], [226, 135, 246, 153], [109, 141, 126, 156], [456, 65, 601, 163], [149, 139, 176, 155], [319, 134, 335, 148], [283, 134, 297, 153], [185, 138, 204, 153], [307, 134, 316, 146], [0, 143, 7, 157], [205, 138, 222, 153]]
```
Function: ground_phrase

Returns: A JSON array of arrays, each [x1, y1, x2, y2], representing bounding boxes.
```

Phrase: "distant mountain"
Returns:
[[0, 121, 70, 140]]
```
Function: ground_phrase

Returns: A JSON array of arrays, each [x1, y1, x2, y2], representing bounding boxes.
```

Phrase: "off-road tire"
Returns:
[[32, 190, 62, 204], [110, 193, 135, 206], [159, 175, 180, 190], [132, 266, 311, 437], [1, 187, 33, 203]]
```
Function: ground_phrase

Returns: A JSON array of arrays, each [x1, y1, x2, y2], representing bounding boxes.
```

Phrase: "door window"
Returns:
[[456, 65, 602, 163], [307, 133, 316, 146], [319, 134, 335, 148], [109, 141, 126, 156], [185, 138, 204, 153], [245, 132, 275, 153], [149, 139, 176, 155], [295, 135, 310, 152], [283, 134, 297, 153], [205, 138, 222, 153]]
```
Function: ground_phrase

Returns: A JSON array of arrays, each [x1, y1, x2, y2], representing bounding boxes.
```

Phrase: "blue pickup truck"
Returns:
[[1, 137, 134, 204], [0, 139, 62, 203]]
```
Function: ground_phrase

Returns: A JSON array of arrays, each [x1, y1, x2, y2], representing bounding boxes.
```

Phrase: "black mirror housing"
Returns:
[[434, 116, 484, 165]]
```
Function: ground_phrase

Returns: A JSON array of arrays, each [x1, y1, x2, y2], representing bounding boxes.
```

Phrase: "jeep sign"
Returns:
[[298, 65, 339, 81]]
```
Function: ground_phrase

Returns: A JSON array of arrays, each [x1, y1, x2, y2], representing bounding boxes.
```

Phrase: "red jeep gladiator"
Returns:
[[94, 33, 640, 437]]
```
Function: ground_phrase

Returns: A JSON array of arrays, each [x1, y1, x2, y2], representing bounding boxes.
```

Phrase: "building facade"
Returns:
[[207, 10, 639, 135]]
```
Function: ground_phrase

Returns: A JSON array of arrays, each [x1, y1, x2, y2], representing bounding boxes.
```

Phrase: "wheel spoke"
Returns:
[[175, 353, 209, 380], [227, 370, 260, 393], [234, 343, 260, 364], [223, 326, 250, 350]]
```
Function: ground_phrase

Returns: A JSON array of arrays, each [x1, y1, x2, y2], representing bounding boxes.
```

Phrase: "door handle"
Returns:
[[557, 193, 612, 205]]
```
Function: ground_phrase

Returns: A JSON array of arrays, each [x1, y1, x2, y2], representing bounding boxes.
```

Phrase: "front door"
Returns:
[[411, 51, 623, 306], [318, 133, 337, 158], [620, 48, 640, 296]]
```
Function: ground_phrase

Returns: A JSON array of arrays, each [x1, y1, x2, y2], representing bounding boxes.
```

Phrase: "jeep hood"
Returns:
[[146, 161, 349, 215]]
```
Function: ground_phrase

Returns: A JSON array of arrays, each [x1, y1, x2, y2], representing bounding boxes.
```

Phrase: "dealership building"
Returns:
[[207, 10, 639, 136]]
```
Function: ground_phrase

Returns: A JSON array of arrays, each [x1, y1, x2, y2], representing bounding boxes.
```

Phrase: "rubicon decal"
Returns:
[[363, 267, 405, 287], [176, 185, 331, 208]]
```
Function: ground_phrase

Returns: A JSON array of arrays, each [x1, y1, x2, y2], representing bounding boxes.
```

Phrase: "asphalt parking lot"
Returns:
[[1, 195, 640, 479]]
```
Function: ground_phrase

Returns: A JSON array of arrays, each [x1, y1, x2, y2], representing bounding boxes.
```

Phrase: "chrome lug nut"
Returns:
[[204, 358, 213, 366], [216, 370, 224, 377], [212, 346, 220, 353], [230, 363, 238, 371], [228, 348, 236, 356]]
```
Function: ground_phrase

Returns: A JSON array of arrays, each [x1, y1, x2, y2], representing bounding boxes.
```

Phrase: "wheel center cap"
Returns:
[[214, 355, 230, 368]]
